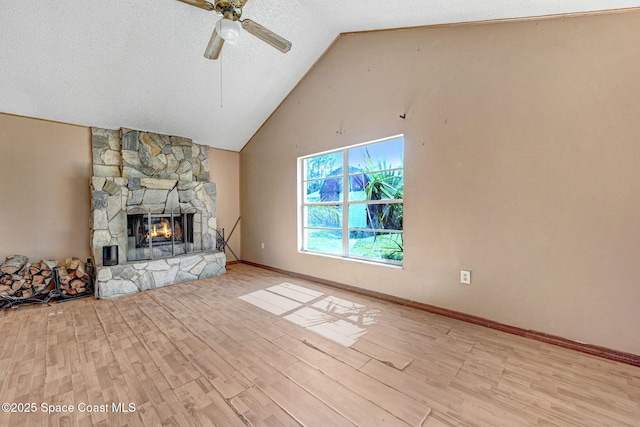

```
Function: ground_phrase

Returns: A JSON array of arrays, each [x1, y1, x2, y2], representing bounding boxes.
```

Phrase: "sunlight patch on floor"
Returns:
[[239, 283, 379, 347], [238, 289, 301, 315]]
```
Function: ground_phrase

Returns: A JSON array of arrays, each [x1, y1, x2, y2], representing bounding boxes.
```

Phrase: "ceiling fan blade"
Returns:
[[241, 19, 292, 53], [204, 27, 225, 59], [176, 0, 215, 11]]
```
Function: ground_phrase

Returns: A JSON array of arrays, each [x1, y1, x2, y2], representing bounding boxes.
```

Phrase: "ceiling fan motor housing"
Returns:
[[214, 0, 246, 20]]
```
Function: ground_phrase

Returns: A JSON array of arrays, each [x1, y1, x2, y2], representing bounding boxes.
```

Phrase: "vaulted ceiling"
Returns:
[[2, 1, 639, 151]]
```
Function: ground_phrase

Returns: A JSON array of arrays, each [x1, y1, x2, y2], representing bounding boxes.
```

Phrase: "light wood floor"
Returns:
[[1, 264, 639, 426]]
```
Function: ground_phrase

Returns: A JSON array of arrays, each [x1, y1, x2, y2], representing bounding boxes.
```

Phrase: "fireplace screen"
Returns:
[[127, 210, 200, 261]]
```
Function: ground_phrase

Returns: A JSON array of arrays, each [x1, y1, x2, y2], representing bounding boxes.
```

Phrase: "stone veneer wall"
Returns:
[[90, 127, 225, 299], [91, 127, 210, 181]]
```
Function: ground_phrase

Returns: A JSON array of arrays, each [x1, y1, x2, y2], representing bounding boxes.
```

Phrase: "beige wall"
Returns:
[[0, 114, 240, 268], [240, 11, 640, 355], [209, 147, 241, 262], [0, 113, 92, 261]]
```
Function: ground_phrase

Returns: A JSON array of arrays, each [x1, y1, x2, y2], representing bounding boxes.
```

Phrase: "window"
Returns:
[[299, 135, 404, 265]]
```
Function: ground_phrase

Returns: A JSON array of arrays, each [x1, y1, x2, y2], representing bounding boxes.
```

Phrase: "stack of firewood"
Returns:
[[0, 255, 55, 299], [56, 257, 91, 296]]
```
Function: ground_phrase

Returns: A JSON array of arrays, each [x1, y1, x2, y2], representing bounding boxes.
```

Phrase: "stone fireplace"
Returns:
[[90, 128, 226, 298]]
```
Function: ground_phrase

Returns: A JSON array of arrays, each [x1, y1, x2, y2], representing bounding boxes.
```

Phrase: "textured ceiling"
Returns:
[[2, 0, 639, 151]]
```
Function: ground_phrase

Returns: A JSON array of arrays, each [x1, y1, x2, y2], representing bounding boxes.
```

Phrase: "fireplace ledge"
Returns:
[[94, 250, 225, 299]]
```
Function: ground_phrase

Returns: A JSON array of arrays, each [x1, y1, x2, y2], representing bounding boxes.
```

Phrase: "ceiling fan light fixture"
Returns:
[[215, 18, 241, 43]]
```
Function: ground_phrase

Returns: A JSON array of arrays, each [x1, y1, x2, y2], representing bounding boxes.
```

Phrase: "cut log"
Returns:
[[66, 258, 80, 270], [17, 263, 30, 277], [12, 280, 25, 291], [0, 255, 29, 275], [76, 262, 86, 278], [70, 279, 84, 290]]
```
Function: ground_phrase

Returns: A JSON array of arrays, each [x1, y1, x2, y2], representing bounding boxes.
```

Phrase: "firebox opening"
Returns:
[[127, 212, 197, 261]]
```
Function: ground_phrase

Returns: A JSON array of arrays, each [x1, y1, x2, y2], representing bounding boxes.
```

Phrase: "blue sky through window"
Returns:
[[348, 136, 404, 171]]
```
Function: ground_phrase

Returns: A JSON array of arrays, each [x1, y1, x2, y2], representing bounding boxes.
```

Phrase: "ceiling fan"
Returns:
[[178, 0, 292, 59]]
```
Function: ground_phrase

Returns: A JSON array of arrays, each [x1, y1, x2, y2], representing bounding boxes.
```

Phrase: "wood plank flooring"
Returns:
[[1, 263, 639, 426]]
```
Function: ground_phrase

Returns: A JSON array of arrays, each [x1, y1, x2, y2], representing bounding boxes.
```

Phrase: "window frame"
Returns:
[[298, 135, 404, 266]]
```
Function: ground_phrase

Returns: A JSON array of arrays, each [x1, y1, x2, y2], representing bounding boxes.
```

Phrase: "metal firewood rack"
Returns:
[[0, 290, 56, 311], [0, 259, 95, 312], [51, 259, 95, 301]]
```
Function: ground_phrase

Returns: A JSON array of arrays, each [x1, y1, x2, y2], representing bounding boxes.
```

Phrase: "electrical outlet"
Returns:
[[460, 270, 471, 285], [261, 242, 265, 249]]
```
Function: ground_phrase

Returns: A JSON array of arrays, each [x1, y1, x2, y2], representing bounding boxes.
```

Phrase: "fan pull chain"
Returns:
[[220, 54, 224, 108]]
